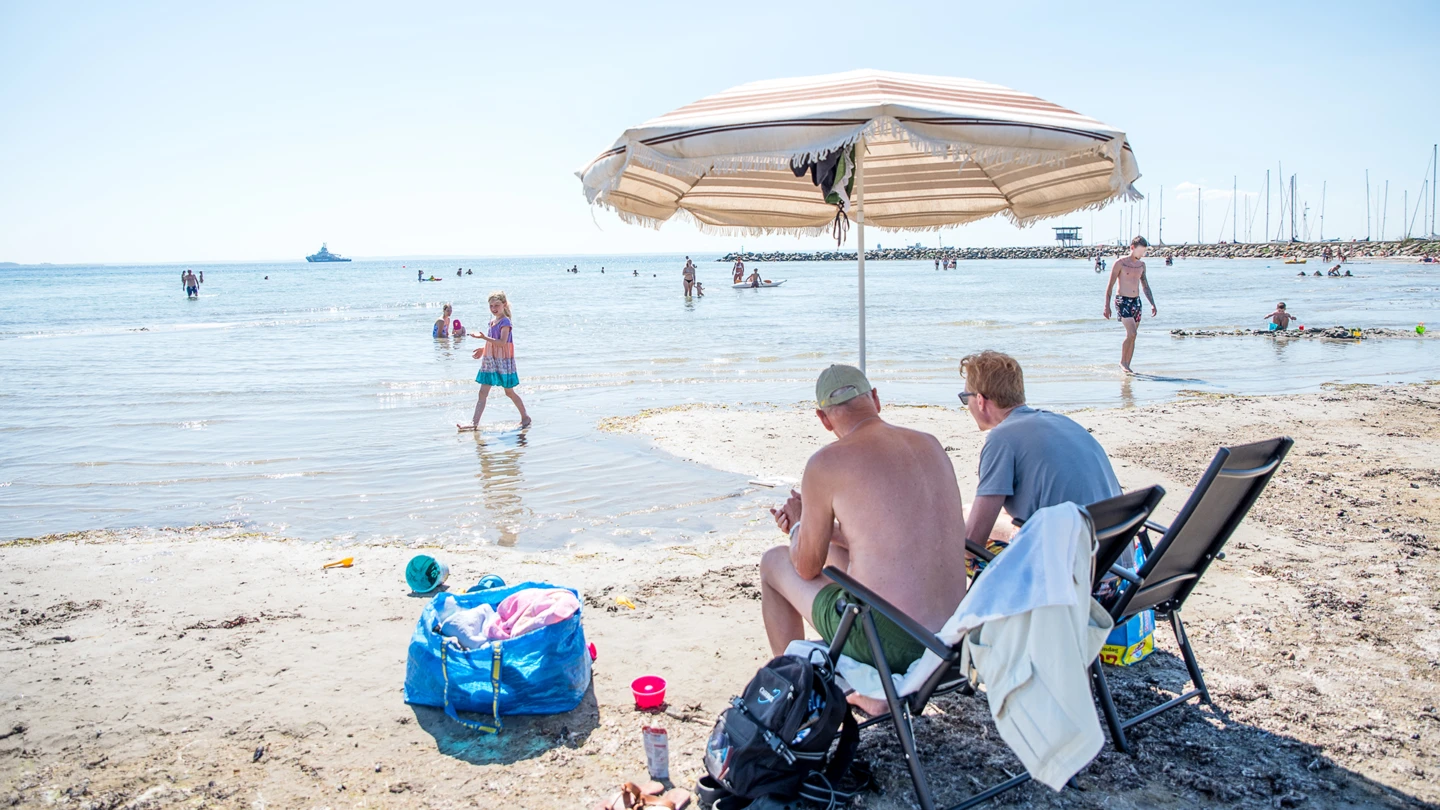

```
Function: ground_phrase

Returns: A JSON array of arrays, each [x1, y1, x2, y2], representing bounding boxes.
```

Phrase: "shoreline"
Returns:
[[721, 238, 1440, 263], [2, 384, 1438, 808]]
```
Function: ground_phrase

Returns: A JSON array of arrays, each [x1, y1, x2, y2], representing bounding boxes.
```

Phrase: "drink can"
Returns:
[[642, 725, 669, 780]]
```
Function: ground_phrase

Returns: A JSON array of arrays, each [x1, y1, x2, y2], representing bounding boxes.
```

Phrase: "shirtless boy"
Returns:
[[1265, 302, 1295, 330], [761, 365, 968, 708], [1103, 236, 1157, 373]]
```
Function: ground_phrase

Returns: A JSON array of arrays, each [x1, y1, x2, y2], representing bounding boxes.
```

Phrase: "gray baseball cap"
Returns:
[[815, 364, 872, 408]]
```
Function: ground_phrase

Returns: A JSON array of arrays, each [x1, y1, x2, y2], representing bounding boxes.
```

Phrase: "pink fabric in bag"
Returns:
[[490, 588, 581, 640]]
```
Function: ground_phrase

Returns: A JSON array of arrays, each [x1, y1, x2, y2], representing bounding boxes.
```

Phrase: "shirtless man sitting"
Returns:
[[761, 365, 968, 708], [746, 269, 762, 287], [1103, 236, 1158, 373]]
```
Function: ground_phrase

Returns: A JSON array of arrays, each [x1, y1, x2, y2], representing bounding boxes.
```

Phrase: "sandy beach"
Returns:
[[2, 383, 1438, 809]]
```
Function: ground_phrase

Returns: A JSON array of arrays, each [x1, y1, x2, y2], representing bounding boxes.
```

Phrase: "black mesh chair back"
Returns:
[[1112, 437, 1293, 621], [1084, 485, 1167, 587]]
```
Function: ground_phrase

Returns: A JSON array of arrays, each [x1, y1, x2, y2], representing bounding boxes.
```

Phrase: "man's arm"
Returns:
[[1140, 268, 1157, 315], [965, 494, 1007, 551], [790, 460, 835, 580], [1103, 265, 1120, 317]]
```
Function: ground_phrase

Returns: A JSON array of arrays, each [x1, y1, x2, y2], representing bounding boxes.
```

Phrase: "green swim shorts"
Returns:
[[811, 583, 926, 673]]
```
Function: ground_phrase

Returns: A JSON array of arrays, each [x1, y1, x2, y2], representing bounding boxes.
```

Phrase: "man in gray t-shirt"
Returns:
[[975, 405, 1120, 523], [960, 352, 1120, 556]]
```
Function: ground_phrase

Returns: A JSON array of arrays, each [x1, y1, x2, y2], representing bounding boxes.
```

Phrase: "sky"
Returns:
[[2, 1, 1437, 264]]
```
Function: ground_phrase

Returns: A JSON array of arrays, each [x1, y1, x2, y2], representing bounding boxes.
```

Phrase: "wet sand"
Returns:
[[3, 384, 1439, 808]]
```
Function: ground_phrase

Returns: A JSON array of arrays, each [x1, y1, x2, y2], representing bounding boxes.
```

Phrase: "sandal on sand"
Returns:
[[594, 781, 692, 810]]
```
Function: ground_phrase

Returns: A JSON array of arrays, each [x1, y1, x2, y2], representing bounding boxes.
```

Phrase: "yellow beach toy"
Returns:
[[322, 557, 354, 569]]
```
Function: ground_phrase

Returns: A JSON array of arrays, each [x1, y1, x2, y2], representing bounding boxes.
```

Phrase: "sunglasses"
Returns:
[[958, 391, 977, 405]]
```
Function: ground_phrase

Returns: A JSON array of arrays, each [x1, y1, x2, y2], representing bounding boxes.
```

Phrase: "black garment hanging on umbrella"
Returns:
[[791, 146, 855, 245]]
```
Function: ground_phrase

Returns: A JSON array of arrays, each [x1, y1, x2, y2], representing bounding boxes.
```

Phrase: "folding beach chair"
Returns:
[[820, 486, 1165, 810], [1090, 437, 1292, 754]]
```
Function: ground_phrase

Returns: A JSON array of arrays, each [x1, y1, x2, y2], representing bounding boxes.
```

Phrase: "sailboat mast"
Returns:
[[1320, 181, 1326, 241], [1232, 176, 1237, 243], [1366, 169, 1371, 240], [1383, 180, 1389, 241], [1158, 185, 1164, 243], [1296, 175, 1307, 240], [1265, 170, 1270, 242]]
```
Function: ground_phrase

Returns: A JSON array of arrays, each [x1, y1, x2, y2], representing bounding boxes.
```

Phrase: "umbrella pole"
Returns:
[[855, 136, 866, 373]]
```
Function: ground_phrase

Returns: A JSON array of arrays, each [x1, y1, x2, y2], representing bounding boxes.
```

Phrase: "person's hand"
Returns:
[[1151, 305, 1158, 317], [471, 348, 485, 360], [770, 489, 802, 535], [1102, 305, 1112, 319]]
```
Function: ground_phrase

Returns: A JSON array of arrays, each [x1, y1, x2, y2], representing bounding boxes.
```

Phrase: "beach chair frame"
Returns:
[[1090, 437, 1292, 754], [821, 487, 1165, 810]]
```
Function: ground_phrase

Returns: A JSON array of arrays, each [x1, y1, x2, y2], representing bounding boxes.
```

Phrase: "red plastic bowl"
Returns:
[[631, 675, 667, 709]]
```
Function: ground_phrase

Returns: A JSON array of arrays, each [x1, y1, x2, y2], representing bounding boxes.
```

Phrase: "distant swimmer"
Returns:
[[466, 268, 473, 275], [1344, 269, 1353, 277], [198, 271, 204, 284], [633, 269, 638, 276], [1313, 270, 1322, 277], [182, 268, 199, 299], [682, 256, 696, 296], [746, 269, 762, 288], [1328, 265, 1342, 277], [732, 257, 745, 284], [1102, 236, 1157, 374], [694, 281, 704, 297], [1164, 256, 1173, 266], [1265, 302, 1295, 331], [1297, 270, 1306, 276], [418, 269, 424, 281], [457, 269, 462, 277]]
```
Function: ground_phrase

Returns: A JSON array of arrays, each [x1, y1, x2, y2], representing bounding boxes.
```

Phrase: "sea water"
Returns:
[[1, 255, 1434, 545]]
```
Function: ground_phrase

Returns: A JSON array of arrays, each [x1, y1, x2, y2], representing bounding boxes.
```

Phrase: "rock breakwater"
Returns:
[[1170, 326, 1425, 340]]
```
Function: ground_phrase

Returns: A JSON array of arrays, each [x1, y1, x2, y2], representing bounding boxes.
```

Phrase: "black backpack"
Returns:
[[703, 650, 859, 804]]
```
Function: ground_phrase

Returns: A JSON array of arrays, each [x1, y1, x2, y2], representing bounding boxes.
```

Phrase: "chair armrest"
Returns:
[[965, 539, 995, 562], [823, 567, 957, 660], [1107, 564, 1142, 585], [1143, 519, 1169, 535]]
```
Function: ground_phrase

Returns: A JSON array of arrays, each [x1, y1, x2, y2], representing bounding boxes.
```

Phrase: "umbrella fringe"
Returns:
[[593, 184, 1140, 238]]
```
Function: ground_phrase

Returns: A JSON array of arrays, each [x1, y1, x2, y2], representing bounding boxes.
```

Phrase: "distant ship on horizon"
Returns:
[[306, 243, 351, 263]]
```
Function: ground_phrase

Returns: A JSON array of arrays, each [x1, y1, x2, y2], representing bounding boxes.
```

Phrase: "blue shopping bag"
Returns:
[[403, 580, 592, 732]]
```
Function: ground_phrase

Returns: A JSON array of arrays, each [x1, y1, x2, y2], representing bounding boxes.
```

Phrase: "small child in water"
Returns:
[[1265, 302, 1295, 331], [694, 282, 704, 297]]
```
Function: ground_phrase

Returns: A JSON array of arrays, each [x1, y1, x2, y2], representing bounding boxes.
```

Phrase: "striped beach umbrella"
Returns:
[[577, 69, 1141, 371]]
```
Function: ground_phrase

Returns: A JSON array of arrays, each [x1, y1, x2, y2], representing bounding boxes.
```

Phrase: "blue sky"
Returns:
[[2, 1, 1436, 264]]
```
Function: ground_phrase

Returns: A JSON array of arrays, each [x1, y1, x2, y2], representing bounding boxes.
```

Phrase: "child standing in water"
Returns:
[[459, 292, 531, 431]]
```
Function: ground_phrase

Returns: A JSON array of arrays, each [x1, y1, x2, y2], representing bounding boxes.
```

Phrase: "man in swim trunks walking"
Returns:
[[1103, 236, 1157, 373], [761, 365, 968, 712]]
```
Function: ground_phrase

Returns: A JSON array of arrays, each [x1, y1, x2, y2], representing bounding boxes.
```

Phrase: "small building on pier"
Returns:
[[1052, 226, 1082, 248]]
